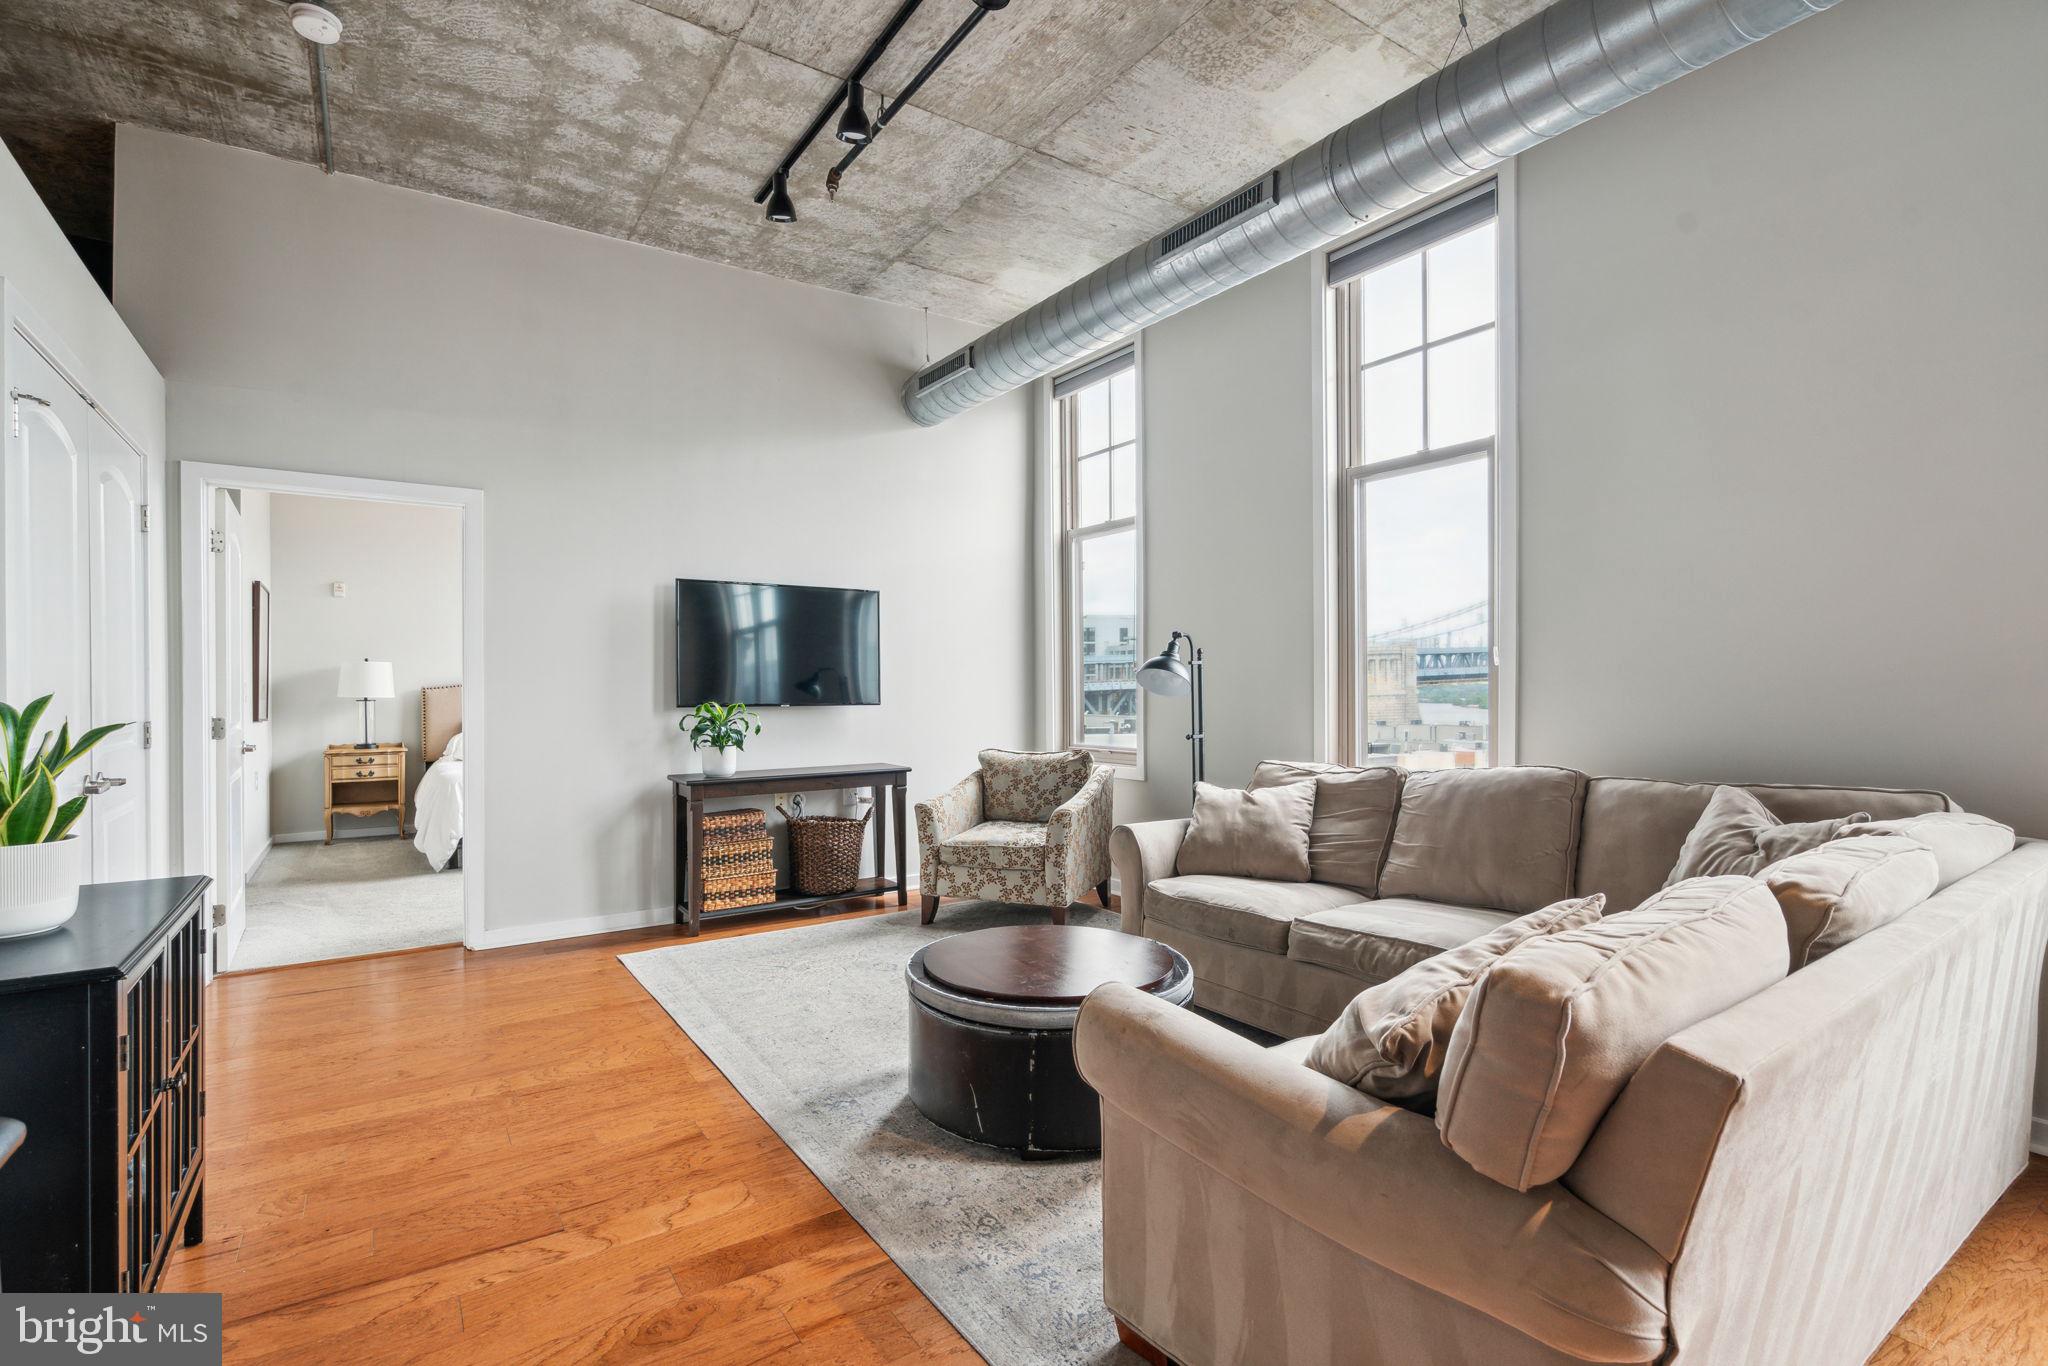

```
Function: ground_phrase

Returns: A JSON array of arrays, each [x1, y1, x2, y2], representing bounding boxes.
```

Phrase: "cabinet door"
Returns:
[[87, 407, 150, 881]]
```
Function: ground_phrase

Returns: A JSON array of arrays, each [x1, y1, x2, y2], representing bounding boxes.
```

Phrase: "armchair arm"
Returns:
[[1045, 767, 1117, 897], [914, 772, 983, 888], [1108, 819, 1189, 934], [1075, 985, 1668, 1364]]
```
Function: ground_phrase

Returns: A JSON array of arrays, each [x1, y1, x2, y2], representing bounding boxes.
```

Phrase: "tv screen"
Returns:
[[675, 579, 880, 708]]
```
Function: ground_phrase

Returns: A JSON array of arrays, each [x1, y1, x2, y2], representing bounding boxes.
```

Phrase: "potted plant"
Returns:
[[0, 696, 125, 939], [681, 701, 760, 779]]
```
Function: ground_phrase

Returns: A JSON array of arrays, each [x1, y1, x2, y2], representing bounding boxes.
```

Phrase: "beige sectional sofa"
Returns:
[[1083, 762, 2048, 1365]]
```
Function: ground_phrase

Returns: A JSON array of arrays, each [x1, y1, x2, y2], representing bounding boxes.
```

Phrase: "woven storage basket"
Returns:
[[777, 804, 871, 896], [701, 808, 776, 911]]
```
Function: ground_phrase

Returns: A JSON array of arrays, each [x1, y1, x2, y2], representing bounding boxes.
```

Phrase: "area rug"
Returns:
[[620, 901, 1142, 1366]]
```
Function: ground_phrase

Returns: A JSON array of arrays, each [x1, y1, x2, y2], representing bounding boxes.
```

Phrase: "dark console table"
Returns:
[[669, 763, 910, 936], [0, 875, 210, 1292]]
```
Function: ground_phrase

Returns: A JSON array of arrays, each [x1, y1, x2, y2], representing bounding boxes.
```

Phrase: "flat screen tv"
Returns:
[[675, 578, 880, 708]]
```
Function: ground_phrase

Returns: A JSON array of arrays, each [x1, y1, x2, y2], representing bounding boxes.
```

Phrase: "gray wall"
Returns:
[[1119, 0, 2046, 1122], [262, 493, 462, 840], [114, 127, 1034, 941]]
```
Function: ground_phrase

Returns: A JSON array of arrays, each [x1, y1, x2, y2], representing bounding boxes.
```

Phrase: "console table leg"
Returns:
[[892, 780, 908, 906], [672, 787, 685, 927], [685, 794, 705, 937], [871, 784, 886, 894]]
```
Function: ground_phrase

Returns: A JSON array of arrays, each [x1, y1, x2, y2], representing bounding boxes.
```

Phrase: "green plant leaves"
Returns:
[[683, 699, 764, 751], [1, 766, 56, 846], [47, 794, 89, 842]]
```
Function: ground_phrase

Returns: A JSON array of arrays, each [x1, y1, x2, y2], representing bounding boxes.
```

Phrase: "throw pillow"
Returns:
[[1248, 760, 1403, 896], [1305, 893, 1606, 1102], [1175, 780, 1316, 882], [1838, 811, 2015, 891], [1377, 766, 1588, 914], [1435, 875, 1789, 1191], [1763, 834, 1939, 967], [976, 748, 1092, 823], [1664, 785, 1869, 885]]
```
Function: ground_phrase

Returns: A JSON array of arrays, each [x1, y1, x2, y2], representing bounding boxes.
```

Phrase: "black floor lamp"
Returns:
[[1137, 630, 1204, 802]]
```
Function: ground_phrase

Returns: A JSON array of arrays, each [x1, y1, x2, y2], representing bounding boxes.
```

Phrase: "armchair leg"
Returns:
[[919, 893, 939, 926], [1096, 879, 1111, 909], [1050, 903, 1069, 927]]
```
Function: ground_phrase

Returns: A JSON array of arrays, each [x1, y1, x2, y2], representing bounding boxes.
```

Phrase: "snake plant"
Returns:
[[681, 700, 762, 752], [0, 695, 126, 846]]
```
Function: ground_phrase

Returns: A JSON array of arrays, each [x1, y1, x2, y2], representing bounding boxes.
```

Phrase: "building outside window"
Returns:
[[1328, 185, 1502, 770], [1053, 348, 1140, 762]]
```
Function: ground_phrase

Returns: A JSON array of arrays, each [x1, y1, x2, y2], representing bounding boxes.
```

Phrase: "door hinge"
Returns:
[[141, 720, 152, 749], [208, 530, 225, 553], [210, 717, 226, 740], [117, 1034, 130, 1072], [211, 904, 226, 929], [139, 503, 151, 533]]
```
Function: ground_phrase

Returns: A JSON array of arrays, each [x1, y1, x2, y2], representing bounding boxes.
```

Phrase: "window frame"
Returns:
[[1047, 344, 1145, 773], [1320, 174, 1517, 770]]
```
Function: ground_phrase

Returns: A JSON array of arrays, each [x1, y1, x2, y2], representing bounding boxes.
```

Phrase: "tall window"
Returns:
[[1054, 348, 1140, 763], [1330, 186, 1501, 770]]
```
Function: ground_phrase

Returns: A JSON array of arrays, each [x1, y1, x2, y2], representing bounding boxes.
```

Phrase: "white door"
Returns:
[[85, 407, 149, 881], [212, 491, 248, 969], [3, 337, 91, 861]]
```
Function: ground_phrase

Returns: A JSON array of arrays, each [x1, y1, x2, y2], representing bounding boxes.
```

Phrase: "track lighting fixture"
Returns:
[[764, 170, 796, 224], [835, 82, 872, 145]]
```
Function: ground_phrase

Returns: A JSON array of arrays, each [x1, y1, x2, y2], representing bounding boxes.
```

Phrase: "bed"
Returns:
[[413, 683, 464, 871]]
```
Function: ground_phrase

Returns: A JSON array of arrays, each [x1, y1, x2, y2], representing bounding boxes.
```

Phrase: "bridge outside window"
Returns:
[[1329, 186, 1500, 770], [1053, 347, 1140, 762]]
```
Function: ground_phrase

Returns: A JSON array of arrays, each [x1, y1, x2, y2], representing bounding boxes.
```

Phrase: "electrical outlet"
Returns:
[[332, 581, 347, 597]]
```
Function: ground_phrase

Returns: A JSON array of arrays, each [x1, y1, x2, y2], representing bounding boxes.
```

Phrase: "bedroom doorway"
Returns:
[[179, 465, 484, 976]]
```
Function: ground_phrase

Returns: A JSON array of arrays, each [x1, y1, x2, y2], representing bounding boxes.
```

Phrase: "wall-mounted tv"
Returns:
[[675, 578, 880, 708]]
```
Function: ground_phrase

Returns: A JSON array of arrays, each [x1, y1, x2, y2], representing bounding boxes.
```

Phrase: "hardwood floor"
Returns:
[[163, 901, 2048, 1365]]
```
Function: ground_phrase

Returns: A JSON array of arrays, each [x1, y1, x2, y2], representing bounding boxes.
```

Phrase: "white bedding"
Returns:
[[413, 751, 464, 871]]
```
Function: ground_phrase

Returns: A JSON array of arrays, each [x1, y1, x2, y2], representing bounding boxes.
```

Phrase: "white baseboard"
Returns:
[[274, 826, 407, 845], [2032, 1114, 2048, 1158], [468, 905, 673, 952], [243, 838, 273, 878]]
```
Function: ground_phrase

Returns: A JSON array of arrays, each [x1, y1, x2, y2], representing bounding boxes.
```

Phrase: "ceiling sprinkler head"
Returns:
[[288, 3, 345, 45]]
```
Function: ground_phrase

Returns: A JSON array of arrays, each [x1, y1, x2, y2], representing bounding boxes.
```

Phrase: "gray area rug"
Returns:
[[231, 838, 463, 971], [620, 901, 1143, 1366]]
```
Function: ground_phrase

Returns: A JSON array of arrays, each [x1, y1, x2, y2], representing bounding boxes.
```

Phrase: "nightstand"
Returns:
[[325, 743, 407, 843]]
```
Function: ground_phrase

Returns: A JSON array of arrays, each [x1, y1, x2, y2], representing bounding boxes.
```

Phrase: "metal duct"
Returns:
[[903, 0, 1840, 425]]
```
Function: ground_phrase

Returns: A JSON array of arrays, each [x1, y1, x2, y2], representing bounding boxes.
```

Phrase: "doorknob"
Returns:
[[81, 772, 128, 795], [241, 743, 258, 754]]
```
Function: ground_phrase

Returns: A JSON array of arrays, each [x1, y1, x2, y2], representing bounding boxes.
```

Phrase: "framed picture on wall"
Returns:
[[252, 581, 271, 722]]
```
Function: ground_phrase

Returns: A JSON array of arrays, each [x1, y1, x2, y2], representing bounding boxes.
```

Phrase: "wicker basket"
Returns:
[[777, 804, 871, 896], [700, 808, 776, 912]]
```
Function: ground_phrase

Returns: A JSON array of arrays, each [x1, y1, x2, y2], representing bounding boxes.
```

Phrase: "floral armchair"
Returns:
[[914, 748, 1116, 925]]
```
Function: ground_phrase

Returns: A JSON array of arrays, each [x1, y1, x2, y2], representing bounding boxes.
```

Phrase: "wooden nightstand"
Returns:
[[325, 743, 407, 843]]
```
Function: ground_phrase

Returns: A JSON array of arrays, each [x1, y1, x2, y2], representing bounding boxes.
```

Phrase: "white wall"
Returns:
[[262, 493, 461, 840], [1109, 0, 2048, 1131], [235, 488, 272, 867], [0, 135, 174, 876], [113, 127, 1033, 941]]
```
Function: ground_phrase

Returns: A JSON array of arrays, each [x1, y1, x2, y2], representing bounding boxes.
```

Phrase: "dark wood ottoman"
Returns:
[[904, 925, 1193, 1156]]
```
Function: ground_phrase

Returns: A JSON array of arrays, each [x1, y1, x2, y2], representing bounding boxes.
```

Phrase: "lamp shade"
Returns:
[[336, 659, 395, 700], [1136, 635, 1192, 698]]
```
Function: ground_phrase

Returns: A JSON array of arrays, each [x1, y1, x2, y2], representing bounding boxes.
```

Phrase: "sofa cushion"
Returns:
[[1666, 786, 1869, 885], [1144, 875, 1367, 955], [1763, 834, 1939, 967], [1176, 780, 1316, 882], [1287, 898, 1517, 984], [1248, 760, 1403, 895], [1844, 811, 2015, 891], [936, 821, 1047, 872], [1436, 876, 1789, 1191], [1378, 766, 1588, 914], [1576, 776, 1951, 912], [1306, 894, 1606, 1103], [976, 748, 1091, 823]]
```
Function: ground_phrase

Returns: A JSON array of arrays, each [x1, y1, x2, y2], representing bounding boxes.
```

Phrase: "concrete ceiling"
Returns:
[[0, 0, 1545, 325]]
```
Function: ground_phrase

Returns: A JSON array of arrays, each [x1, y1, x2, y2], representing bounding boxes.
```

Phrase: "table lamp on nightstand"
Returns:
[[337, 659, 395, 750]]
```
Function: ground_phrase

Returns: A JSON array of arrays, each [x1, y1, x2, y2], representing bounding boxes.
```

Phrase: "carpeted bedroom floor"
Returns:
[[230, 838, 463, 971]]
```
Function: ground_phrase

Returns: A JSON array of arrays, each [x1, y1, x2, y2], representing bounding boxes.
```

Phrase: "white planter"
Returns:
[[699, 745, 740, 779], [0, 836, 85, 940]]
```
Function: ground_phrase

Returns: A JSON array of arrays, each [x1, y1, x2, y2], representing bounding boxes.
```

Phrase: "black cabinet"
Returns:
[[0, 876, 209, 1291]]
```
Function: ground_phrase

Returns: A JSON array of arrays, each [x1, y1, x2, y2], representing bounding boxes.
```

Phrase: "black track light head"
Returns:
[[765, 169, 796, 223], [835, 82, 872, 145]]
